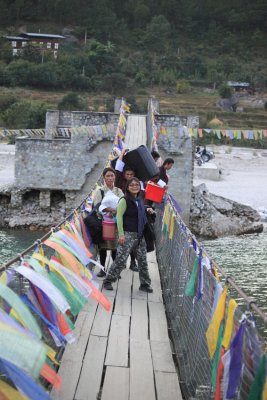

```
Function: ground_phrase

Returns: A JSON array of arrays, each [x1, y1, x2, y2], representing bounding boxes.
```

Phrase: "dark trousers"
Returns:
[[99, 249, 116, 269]]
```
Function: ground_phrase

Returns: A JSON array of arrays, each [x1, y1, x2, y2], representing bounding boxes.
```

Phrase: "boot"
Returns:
[[97, 269, 106, 278], [103, 282, 113, 291], [139, 284, 153, 293]]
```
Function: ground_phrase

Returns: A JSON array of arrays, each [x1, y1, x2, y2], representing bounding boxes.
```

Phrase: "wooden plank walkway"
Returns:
[[51, 116, 183, 400]]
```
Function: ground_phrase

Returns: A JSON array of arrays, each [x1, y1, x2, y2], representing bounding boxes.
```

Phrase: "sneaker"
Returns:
[[97, 269, 106, 278], [129, 262, 139, 272], [103, 282, 113, 291], [139, 284, 153, 293]]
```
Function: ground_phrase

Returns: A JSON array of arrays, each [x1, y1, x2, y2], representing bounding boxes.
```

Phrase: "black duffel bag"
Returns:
[[83, 205, 103, 245]]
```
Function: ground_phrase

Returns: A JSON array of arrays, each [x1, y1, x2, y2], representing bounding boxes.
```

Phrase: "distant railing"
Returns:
[[154, 195, 267, 400]]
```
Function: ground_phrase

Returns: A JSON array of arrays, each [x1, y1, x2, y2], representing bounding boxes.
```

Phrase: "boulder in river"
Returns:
[[189, 184, 264, 238]]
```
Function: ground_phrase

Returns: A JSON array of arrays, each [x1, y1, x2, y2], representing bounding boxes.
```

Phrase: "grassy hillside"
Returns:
[[1, 85, 267, 131]]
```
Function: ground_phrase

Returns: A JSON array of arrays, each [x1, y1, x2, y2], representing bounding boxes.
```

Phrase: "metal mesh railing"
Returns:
[[154, 196, 267, 400]]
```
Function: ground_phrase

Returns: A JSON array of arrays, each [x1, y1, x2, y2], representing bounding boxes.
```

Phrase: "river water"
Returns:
[[1, 225, 267, 335]]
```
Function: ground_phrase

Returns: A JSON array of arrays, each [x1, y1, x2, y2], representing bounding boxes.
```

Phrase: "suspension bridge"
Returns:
[[0, 105, 266, 400]]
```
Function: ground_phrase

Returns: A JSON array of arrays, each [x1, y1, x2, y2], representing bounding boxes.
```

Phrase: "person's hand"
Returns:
[[146, 207, 154, 214], [105, 207, 116, 213], [118, 235, 125, 245], [119, 148, 128, 160]]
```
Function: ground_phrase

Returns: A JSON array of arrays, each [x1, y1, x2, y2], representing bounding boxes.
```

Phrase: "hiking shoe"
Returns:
[[129, 262, 139, 272], [139, 284, 153, 293], [103, 282, 113, 291], [97, 269, 106, 278]]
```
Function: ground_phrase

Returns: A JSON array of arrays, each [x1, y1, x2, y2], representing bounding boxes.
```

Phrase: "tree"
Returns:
[[142, 15, 171, 53], [3, 100, 47, 128], [219, 84, 233, 99], [58, 93, 87, 111]]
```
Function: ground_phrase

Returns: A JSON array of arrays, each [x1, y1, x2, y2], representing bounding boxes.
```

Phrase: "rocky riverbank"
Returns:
[[189, 184, 263, 238]]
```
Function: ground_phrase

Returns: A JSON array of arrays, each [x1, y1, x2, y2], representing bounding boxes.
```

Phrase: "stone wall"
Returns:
[[46, 110, 119, 129], [154, 114, 199, 224], [15, 135, 100, 190]]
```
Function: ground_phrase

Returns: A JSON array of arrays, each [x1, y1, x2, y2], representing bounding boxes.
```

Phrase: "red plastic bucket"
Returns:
[[102, 218, 116, 241], [145, 181, 165, 203]]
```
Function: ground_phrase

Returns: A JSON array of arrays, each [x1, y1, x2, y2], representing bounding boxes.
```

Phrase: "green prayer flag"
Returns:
[[248, 354, 266, 400], [185, 256, 199, 297], [211, 322, 224, 389]]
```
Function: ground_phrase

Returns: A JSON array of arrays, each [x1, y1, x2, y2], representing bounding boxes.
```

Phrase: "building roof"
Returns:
[[227, 81, 250, 87], [5, 36, 29, 41], [20, 32, 65, 39]]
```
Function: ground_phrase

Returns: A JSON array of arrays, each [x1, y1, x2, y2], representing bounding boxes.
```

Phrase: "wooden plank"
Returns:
[[61, 298, 98, 362], [148, 302, 169, 342], [130, 340, 155, 400], [105, 315, 130, 367], [114, 277, 132, 316], [132, 272, 147, 300], [130, 299, 148, 341], [150, 341, 176, 373], [101, 366, 130, 400], [119, 268, 133, 284], [154, 371, 183, 400], [91, 296, 114, 336], [148, 264, 163, 303], [75, 335, 107, 400], [52, 360, 82, 400]]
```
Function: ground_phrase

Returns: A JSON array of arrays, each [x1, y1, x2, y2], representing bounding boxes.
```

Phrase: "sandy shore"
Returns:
[[194, 145, 267, 213]]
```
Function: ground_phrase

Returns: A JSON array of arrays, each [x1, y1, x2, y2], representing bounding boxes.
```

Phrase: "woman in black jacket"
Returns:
[[103, 177, 153, 292]]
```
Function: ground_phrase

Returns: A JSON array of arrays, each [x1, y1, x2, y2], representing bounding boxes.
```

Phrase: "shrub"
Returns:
[[58, 93, 87, 111], [219, 84, 233, 99], [176, 79, 190, 93], [3, 100, 47, 129]]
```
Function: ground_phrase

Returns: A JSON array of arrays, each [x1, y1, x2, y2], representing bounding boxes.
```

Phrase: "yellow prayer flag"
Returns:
[[163, 203, 170, 226], [222, 298, 237, 350], [169, 214, 175, 240], [0, 380, 28, 399], [206, 287, 228, 359], [263, 378, 267, 400], [160, 126, 167, 135], [0, 271, 8, 285], [187, 128, 193, 137]]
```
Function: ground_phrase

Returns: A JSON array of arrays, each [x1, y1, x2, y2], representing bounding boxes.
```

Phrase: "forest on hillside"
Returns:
[[0, 0, 267, 128]]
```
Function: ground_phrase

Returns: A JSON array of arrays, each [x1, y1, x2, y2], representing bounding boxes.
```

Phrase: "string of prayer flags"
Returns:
[[206, 287, 228, 359], [0, 357, 51, 400], [0, 321, 47, 379], [15, 265, 70, 314], [0, 123, 116, 139], [156, 125, 267, 140], [0, 281, 42, 339]]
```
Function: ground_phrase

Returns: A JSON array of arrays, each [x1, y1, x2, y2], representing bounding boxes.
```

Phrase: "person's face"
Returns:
[[128, 181, 140, 195], [124, 170, 135, 180], [104, 171, 115, 186], [165, 163, 173, 171]]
